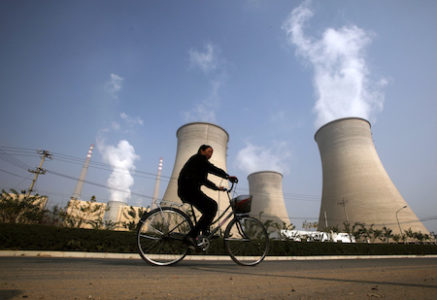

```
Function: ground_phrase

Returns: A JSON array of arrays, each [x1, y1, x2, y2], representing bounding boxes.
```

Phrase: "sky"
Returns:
[[1, 0, 436, 232]]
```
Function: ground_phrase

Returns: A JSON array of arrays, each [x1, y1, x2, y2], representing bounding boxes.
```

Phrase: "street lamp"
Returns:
[[396, 205, 407, 235]]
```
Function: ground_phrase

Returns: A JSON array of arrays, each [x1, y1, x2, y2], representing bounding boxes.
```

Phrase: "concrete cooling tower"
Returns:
[[315, 117, 429, 235], [248, 171, 290, 226], [162, 122, 230, 213], [104, 200, 125, 224]]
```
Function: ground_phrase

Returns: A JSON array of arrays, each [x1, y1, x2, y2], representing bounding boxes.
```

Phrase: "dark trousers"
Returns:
[[179, 188, 218, 238]]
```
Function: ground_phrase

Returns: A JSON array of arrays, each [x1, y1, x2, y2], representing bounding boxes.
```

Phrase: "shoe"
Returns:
[[184, 236, 197, 250], [202, 230, 220, 240]]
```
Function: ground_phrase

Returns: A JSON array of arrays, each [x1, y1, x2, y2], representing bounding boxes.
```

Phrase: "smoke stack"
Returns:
[[151, 157, 163, 209], [71, 144, 94, 200], [315, 117, 429, 235], [162, 122, 229, 212], [248, 171, 290, 225]]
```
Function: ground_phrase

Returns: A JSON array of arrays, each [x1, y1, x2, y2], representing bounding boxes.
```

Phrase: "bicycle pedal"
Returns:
[[196, 236, 211, 251]]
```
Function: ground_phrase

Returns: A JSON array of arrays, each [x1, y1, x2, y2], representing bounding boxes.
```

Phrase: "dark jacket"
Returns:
[[178, 153, 229, 196]]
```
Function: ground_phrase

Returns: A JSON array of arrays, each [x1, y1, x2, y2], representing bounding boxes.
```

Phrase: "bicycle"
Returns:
[[136, 180, 269, 266]]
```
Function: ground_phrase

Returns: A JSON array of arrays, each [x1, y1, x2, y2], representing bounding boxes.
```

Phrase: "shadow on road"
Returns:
[[0, 289, 23, 300], [186, 264, 437, 290]]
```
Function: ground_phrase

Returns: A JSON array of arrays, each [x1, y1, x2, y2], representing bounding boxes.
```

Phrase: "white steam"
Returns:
[[104, 73, 124, 99], [183, 79, 221, 123], [236, 142, 291, 175], [120, 112, 144, 126], [97, 139, 139, 203], [184, 43, 224, 123], [282, 0, 386, 128], [189, 43, 218, 73]]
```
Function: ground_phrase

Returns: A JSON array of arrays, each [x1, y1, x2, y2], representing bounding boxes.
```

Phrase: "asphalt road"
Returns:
[[1, 256, 437, 299]]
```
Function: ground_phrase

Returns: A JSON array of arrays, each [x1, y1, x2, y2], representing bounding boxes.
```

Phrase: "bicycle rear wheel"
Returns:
[[224, 216, 269, 266], [137, 207, 193, 266]]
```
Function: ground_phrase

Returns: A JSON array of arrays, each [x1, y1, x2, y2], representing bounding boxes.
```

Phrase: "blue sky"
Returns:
[[1, 0, 436, 232]]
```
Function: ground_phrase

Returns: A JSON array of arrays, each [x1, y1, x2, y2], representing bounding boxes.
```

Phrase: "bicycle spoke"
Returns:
[[224, 216, 269, 266], [137, 207, 193, 266]]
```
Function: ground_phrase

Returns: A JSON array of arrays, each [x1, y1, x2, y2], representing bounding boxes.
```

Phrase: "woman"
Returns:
[[178, 144, 237, 248]]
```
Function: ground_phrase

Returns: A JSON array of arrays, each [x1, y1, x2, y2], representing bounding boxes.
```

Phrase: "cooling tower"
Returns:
[[104, 200, 126, 225], [315, 117, 429, 235], [162, 122, 229, 213], [248, 171, 290, 226]]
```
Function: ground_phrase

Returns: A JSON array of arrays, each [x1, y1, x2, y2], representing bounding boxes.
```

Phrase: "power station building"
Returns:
[[248, 171, 290, 226], [315, 117, 429, 235], [162, 122, 230, 214]]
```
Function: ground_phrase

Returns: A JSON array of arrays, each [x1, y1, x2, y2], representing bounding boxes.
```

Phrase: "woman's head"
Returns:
[[198, 144, 213, 159]]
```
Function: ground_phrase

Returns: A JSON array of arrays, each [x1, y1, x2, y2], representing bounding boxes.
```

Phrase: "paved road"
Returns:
[[1, 256, 437, 299]]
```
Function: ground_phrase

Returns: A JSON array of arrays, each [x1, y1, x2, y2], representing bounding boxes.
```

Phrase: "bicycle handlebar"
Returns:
[[225, 177, 238, 193]]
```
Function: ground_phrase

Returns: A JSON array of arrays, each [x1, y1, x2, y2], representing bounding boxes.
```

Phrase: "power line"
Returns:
[[0, 148, 33, 170], [45, 169, 155, 201], [0, 168, 31, 180], [1, 146, 323, 201], [0, 147, 168, 184]]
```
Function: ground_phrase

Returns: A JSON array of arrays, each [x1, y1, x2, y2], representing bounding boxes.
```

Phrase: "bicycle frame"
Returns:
[[186, 181, 245, 240], [148, 181, 247, 245]]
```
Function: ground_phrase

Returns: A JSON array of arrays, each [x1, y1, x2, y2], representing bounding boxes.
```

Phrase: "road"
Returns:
[[1, 256, 437, 299]]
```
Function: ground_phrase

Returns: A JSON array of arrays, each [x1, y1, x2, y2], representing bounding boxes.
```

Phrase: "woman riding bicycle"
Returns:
[[177, 144, 238, 248]]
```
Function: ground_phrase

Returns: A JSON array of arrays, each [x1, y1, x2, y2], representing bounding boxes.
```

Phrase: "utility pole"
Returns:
[[337, 197, 352, 242], [27, 150, 52, 197], [337, 198, 349, 223]]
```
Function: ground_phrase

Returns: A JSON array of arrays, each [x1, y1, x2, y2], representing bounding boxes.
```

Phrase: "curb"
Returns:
[[1, 250, 437, 261]]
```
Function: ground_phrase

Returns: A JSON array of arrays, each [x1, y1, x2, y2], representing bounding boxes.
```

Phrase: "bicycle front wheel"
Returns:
[[224, 216, 269, 266], [137, 207, 193, 266]]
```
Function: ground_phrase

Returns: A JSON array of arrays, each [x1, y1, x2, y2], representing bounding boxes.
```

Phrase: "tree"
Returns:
[[64, 199, 105, 228], [122, 206, 147, 231], [0, 189, 47, 224], [302, 220, 318, 230], [326, 225, 340, 233], [372, 229, 383, 243], [392, 234, 401, 243], [423, 233, 432, 243], [404, 228, 414, 243], [342, 221, 354, 242], [351, 222, 364, 243], [381, 226, 393, 243], [258, 211, 295, 238], [400, 232, 407, 244], [104, 220, 119, 230], [413, 231, 425, 244], [88, 216, 105, 230], [41, 205, 66, 226]]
